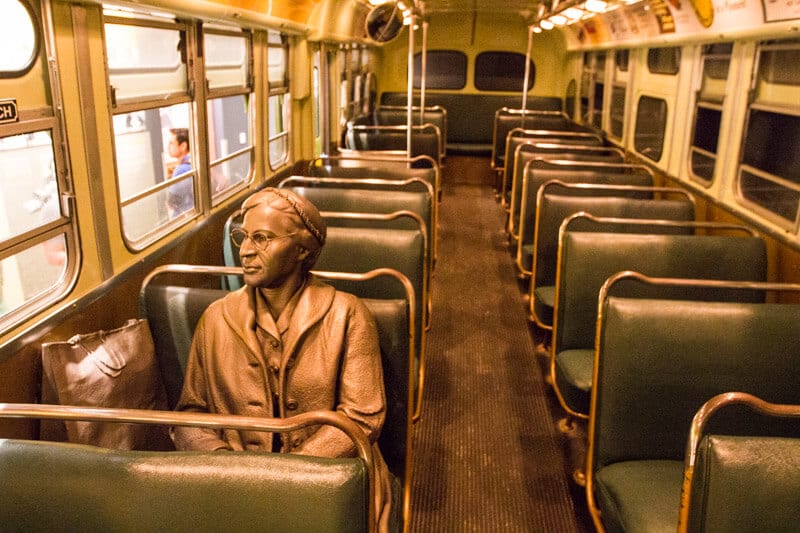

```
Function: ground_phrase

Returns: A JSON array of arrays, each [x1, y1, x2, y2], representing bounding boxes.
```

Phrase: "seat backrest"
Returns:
[[376, 106, 447, 156], [380, 93, 562, 147], [533, 187, 695, 289], [554, 229, 768, 354], [689, 434, 800, 532], [284, 185, 432, 236], [491, 111, 595, 169], [681, 393, 800, 533], [506, 142, 625, 229], [140, 284, 227, 408], [306, 159, 439, 199], [517, 168, 655, 264], [592, 283, 800, 472], [0, 438, 369, 532], [345, 125, 441, 167]]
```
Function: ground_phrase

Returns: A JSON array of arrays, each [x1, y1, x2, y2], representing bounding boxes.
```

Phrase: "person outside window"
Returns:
[[166, 128, 193, 218]]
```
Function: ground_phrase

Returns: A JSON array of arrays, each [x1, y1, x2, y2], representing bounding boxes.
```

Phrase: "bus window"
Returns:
[[204, 28, 253, 201], [634, 95, 667, 161], [267, 30, 289, 170], [0, 0, 38, 77], [474, 51, 534, 92], [1, 2, 74, 328], [737, 39, 800, 229], [413, 51, 467, 90], [647, 46, 680, 75], [689, 43, 732, 185], [0, 133, 70, 322], [591, 52, 605, 128], [104, 11, 197, 247]]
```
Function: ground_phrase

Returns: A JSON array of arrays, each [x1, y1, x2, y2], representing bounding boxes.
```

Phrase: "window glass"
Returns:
[[759, 41, 800, 85], [690, 105, 722, 183], [412, 50, 466, 90], [580, 55, 591, 122], [205, 28, 253, 201], [1, 238, 67, 319], [104, 22, 186, 102], [0, 132, 58, 240], [690, 43, 731, 185], [205, 32, 248, 90], [754, 40, 800, 108], [739, 109, 800, 225], [592, 81, 604, 128], [267, 30, 289, 169], [565, 79, 577, 120], [699, 43, 731, 103], [113, 103, 195, 241], [615, 50, 629, 72], [207, 94, 251, 195], [474, 51, 534, 92], [647, 47, 680, 75], [1, 133, 68, 320], [267, 31, 287, 88], [634, 96, 667, 161], [0, 0, 38, 76], [268, 93, 289, 168], [610, 85, 625, 139], [737, 40, 800, 226]]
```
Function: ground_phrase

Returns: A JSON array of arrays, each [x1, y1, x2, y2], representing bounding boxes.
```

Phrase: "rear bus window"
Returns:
[[413, 50, 466, 90], [474, 51, 534, 92]]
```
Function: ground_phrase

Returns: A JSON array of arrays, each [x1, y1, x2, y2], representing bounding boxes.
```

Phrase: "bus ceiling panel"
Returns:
[[102, 0, 310, 34], [554, 0, 800, 51]]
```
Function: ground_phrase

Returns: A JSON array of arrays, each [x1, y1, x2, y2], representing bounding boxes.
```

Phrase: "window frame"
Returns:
[[104, 13, 199, 250], [266, 29, 290, 170], [0, 1, 77, 331], [735, 39, 800, 231], [688, 43, 732, 186]]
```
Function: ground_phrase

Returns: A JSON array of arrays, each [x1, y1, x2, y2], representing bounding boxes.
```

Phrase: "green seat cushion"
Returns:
[[553, 348, 593, 414], [532, 285, 555, 326], [520, 243, 533, 273], [594, 460, 683, 533]]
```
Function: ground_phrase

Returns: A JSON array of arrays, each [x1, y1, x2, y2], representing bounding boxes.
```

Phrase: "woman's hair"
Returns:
[[240, 188, 327, 273]]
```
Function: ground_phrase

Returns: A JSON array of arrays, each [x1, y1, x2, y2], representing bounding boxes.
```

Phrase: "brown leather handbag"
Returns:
[[40, 318, 172, 450]]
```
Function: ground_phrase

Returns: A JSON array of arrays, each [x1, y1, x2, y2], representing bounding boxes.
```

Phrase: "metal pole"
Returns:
[[406, 11, 415, 158], [319, 44, 331, 155], [420, 19, 428, 124], [521, 25, 533, 116]]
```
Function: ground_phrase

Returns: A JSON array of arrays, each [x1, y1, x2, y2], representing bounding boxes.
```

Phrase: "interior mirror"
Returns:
[[366, 2, 404, 43]]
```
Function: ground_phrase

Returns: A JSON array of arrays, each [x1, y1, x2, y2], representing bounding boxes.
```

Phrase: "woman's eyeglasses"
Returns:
[[229, 228, 296, 251]]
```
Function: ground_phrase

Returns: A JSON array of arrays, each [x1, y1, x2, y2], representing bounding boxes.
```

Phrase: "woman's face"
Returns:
[[238, 203, 309, 289]]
